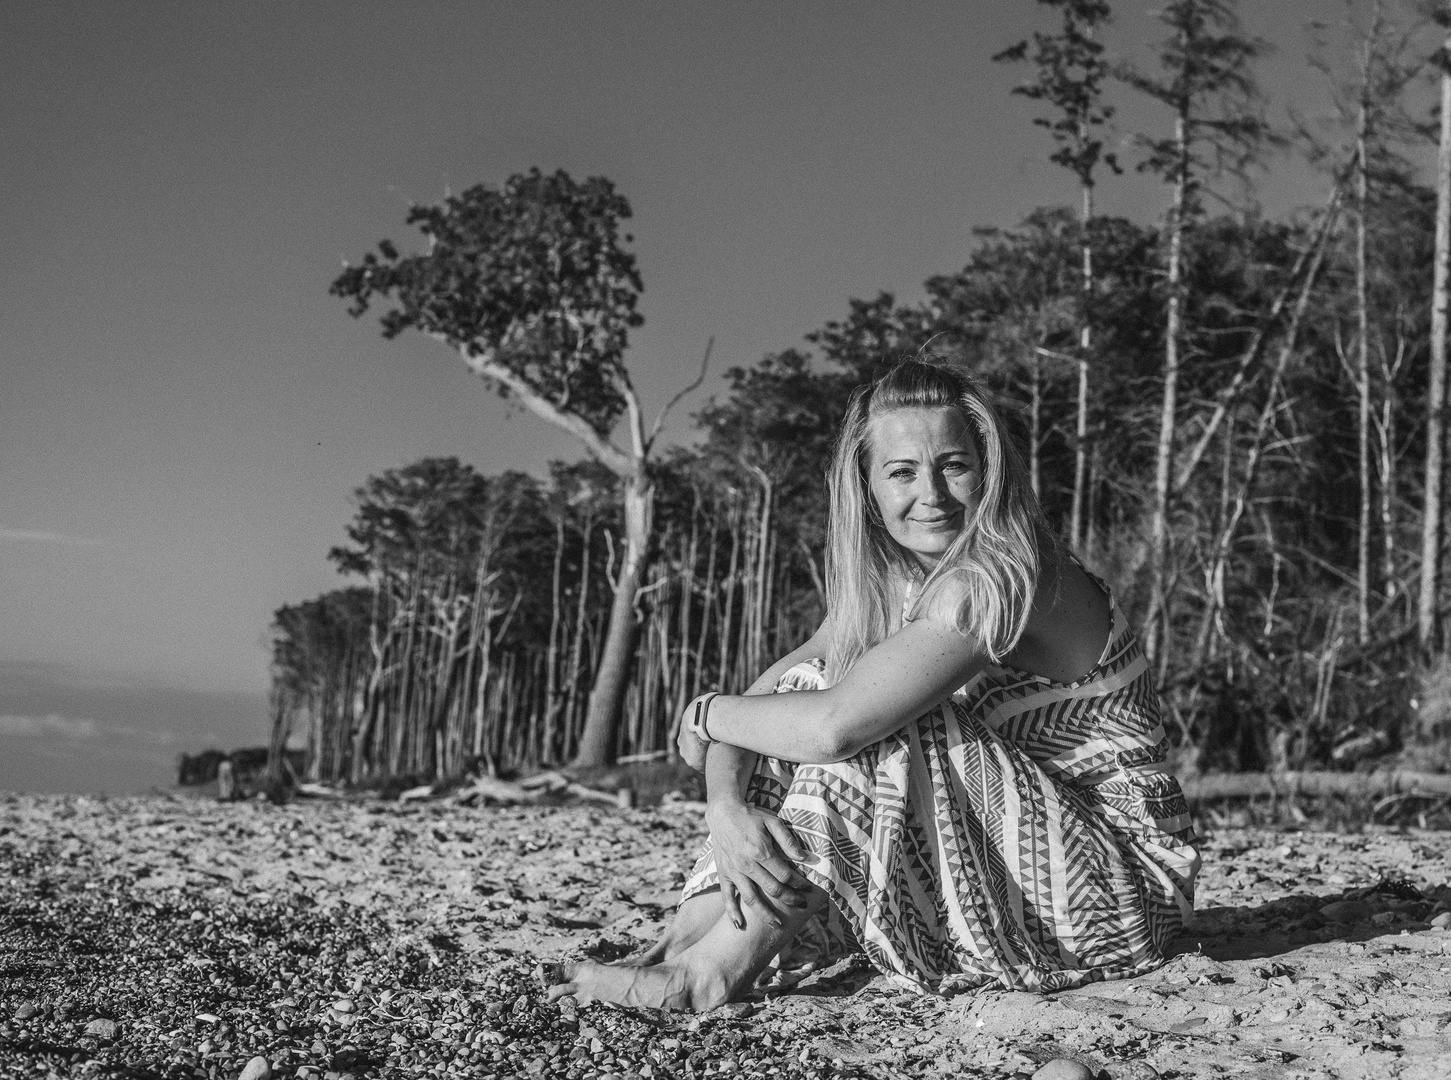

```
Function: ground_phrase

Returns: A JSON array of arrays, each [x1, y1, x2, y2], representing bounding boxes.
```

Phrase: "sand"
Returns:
[[3, 790, 1451, 1079]]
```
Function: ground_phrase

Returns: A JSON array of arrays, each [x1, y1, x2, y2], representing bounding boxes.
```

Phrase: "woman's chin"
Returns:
[[906, 533, 960, 561]]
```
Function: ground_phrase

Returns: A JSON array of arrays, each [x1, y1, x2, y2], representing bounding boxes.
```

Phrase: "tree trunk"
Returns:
[[675, 491, 700, 719], [1380, 333, 1406, 605], [1071, 182, 1093, 548], [544, 514, 565, 756], [717, 498, 743, 693], [1356, 59, 1372, 645], [1145, 111, 1189, 670], [692, 511, 721, 702], [265, 686, 293, 790], [1028, 348, 1042, 501], [746, 466, 774, 677], [350, 575, 387, 784], [564, 516, 594, 755], [572, 473, 654, 768], [1420, 38, 1451, 650]]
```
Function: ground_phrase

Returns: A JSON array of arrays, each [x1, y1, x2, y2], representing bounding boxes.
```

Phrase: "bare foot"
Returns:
[[619, 940, 668, 967], [618, 891, 721, 967], [546, 959, 717, 1012]]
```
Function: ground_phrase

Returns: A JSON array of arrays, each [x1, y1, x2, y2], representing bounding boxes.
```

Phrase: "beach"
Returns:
[[4, 791, 1451, 1079]]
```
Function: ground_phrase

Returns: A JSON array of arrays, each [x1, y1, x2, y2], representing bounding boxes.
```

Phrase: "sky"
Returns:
[[0, 0, 1416, 793]]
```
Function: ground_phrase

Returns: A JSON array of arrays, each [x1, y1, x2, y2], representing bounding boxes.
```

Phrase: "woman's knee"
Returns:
[[774, 658, 828, 694]]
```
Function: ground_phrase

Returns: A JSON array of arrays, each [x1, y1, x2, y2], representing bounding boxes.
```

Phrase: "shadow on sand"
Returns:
[[1173, 875, 1440, 962]]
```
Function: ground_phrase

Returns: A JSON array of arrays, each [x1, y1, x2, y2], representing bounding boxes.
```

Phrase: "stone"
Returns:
[[1320, 899, 1369, 923], [239, 1056, 272, 1080], [1032, 1059, 1096, 1080], [1431, 911, 1451, 930], [85, 1018, 118, 1039], [12, 1003, 38, 1021], [331, 999, 354, 1013], [1110, 1063, 1159, 1079]]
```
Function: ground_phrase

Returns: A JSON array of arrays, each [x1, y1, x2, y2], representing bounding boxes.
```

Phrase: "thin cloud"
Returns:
[[0, 527, 102, 546], [0, 714, 100, 738], [0, 714, 177, 746]]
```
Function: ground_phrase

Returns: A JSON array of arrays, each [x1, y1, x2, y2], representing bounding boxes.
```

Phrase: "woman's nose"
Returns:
[[919, 471, 948, 504]]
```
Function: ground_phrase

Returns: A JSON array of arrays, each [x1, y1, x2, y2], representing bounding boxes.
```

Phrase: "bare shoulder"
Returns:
[[1009, 547, 1113, 683], [913, 569, 973, 628]]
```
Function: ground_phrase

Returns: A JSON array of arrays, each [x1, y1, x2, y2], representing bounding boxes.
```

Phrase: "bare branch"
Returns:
[[646, 336, 714, 453], [1173, 180, 1344, 493], [448, 338, 636, 478]]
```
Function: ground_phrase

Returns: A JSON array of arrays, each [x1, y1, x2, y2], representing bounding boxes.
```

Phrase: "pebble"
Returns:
[[239, 1056, 272, 1080], [1113, 1064, 1159, 1079], [331, 998, 354, 1013], [1031, 1059, 1095, 1080], [85, 1018, 118, 1039], [1431, 911, 1451, 930], [12, 1003, 37, 1021], [1320, 899, 1370, 923]]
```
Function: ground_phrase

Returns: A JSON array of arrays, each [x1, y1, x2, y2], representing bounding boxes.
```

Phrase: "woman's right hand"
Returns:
[[704, 798, 813, 930]]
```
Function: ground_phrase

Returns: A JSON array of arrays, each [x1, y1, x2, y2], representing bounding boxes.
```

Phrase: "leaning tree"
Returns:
[[332, 168, 704, 767]]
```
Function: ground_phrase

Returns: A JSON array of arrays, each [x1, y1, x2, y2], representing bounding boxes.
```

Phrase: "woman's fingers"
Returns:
[[732, 875, 785, 930], [750, 858, 809, 904], [721, 880, 746, 931], [765, 818, 811, 863], [728, 853, 807, 909]]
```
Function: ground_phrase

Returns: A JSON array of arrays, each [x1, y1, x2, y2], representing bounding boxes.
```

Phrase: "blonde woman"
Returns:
[[548, 359, 1199, 1010]]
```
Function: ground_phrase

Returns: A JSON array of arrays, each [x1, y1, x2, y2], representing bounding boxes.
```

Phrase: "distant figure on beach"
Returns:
[[547, 358, 1200, 1010], [216, 757, 235, 802]]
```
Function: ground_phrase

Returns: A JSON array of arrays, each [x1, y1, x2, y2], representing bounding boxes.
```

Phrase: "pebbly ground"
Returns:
[[3, 792, 1451, 1079]]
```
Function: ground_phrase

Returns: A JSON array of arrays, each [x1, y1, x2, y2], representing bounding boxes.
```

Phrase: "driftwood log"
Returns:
[[1182, 771, 1451, 800]]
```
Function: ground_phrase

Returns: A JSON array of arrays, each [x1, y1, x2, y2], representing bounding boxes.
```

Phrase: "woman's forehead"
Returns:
[[867, 407, 975, 459]]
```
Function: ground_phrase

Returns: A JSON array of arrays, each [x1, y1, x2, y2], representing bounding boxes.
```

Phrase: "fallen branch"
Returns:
[[293, 782, 347, 800], [1182, 771, 1451, 801], [452, 776, 539, 805], [565, 781, 632, 807]]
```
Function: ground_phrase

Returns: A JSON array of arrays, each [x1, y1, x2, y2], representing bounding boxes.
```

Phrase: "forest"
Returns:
[[265, 0, 1451, 790]]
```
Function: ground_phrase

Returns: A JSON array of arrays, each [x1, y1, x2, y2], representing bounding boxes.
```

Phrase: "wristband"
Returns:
[[686, 692, 719, 743]]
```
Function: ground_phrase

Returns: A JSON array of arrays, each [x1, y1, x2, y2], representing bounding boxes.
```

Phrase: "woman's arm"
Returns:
[[703, 614, 987, 763], [702, 619, 831, 802], [695, 622, 828, 928]]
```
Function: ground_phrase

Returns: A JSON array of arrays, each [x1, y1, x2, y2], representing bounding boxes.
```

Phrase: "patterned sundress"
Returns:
[[681, 582, 1200, 995]]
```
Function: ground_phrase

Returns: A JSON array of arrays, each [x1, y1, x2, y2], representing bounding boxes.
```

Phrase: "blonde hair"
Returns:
[[824, 358, 1047, 681]]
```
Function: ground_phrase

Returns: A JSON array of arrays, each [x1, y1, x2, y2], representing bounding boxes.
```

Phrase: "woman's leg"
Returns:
[[547, 882, 828, 1011], [620, 888, 726, 967]]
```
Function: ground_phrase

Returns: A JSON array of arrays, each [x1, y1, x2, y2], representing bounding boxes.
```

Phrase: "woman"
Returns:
[[548, 359, 1199, 1011]]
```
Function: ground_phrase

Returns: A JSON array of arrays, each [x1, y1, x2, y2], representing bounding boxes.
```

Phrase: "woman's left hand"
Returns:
[[676, 712, 710, 772]]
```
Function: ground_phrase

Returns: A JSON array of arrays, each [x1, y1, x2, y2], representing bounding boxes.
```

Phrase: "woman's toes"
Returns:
[[536, 960, 575, 989]]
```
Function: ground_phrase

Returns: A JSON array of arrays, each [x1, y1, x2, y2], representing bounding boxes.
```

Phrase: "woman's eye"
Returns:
[[889, 469, 914, 481]]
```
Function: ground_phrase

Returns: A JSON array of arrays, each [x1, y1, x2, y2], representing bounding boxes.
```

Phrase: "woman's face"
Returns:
[[866, 406, 982, 570]]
